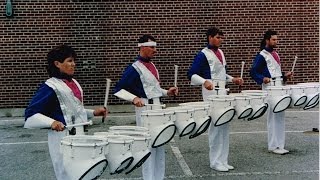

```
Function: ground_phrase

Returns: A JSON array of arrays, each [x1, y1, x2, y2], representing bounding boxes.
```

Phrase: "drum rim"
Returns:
[[125, 152, 151, 174], [109, 126, 148, 132], [189, 117, 211, 139], [166, 106, 195, 113], [151, 124, 176, 148], [293, 96, 307, 106], [110, 157, 134, 175], [178, 122, 196, 137], [141, 110, 175, 116], [61, 135, 107, 146], [265, 86, 290, 90], [79, 159, 108, 180], [179, 101, 210, 106], [272, 96, 292, 113], [108, 131, 151, 139], [303, 94, 319, 110], [247, 103, 268, 121], [238, 108, 253, 119], [213, 109, 236, 126]]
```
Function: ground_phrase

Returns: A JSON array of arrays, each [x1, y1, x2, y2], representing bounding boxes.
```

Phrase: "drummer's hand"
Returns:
[[232, 77, 244, 85], [263, 77, 271, 84], [204, 80, 213, 90], [167, 87, 178, 96], [285, 71, 294, 80], [93, 107, 108, 117], [133, 97, 144, 107], [51, 121, 65, 131]]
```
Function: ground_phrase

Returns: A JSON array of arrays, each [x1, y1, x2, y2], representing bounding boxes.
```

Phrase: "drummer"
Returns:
[[114, 34, 178, 180], [24, 44, 107, 180], [250, 30, 293, 155], [187, 27, 243, 172]]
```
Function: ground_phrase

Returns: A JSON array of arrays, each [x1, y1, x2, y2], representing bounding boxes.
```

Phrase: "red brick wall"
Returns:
[[0, 0, 318, 108]]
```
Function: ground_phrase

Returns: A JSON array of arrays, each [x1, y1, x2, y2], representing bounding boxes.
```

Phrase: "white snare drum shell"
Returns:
[[108, 130, 152, 174], [60, 135, 108, 180], [207, 95, 236, 126], [178, 102, 211, 138], [265, 86, 292, 113], [230, 94, 253, 119], [104, 135, 134, 175], [166, 106, 196, 137], [297, 83, 320, 110], [141, 109, 176, 148], [241, 91, 268, 121]]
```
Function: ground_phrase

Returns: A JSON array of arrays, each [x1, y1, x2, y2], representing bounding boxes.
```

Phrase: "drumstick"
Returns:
[[291, 56, 298, 72], [239, 61, 245, 92], [240, 61, 245, 79], [66, 120, 93, 128], [102, 78, 111, 123], [174, 65, 179, 87], [144, 103, 166, 108]]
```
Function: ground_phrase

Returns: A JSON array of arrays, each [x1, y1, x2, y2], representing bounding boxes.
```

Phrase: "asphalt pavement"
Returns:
[[0, 107, 319, 180]]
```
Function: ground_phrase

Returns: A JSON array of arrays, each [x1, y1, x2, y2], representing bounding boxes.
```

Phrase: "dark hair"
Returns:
[[260, 29, 277, 50], [46, 44, 76, 77], [206, 27, 224, 43], [138, 34, 156, 43]]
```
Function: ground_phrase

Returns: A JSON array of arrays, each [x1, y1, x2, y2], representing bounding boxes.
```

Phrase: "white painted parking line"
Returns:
[[169, 139, 193, 176], [0, 141, 47, 145]]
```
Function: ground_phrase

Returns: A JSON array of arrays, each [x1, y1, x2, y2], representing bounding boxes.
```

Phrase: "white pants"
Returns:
[[136, 98, 165, 180], [203, 86, 230, 167], [267, 109, 285, 150], [48, 130, 70, 180], [262, 84, 286, 150]]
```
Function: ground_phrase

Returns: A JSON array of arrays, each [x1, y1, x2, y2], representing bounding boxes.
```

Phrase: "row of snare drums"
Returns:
[[60, 82, 319, 179], [139, 82, 319, 153], [60, 126, 153, 179]]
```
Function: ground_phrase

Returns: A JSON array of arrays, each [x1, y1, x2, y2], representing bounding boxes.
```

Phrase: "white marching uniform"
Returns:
[[191, 47, 234, 169], [115, 60, 168, 180], [24, 77, 94, 180], [260, 50, 286, 151]]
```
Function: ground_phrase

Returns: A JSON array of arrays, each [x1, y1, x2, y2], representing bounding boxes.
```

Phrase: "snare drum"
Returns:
[[108, 128, 152, 174], [297, 83, 320, 110], [241, 90, 268, 121], [141, 109, 176, 148], [103, 135, 134, 175], [179, 102, 211, 139], [166, 106, 196, 137], [230, 94, 253, 119], [207, 95, 236, 126], [265, 86, 292, 113], [60, 135, 108, 180], [286, 85, 307, 108]]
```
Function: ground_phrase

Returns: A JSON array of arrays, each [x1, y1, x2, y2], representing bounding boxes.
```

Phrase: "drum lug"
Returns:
[[70, 143, 74, 158], [91, 144, 97, 159]]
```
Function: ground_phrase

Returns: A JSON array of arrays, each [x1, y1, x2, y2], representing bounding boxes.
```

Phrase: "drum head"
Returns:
[[79, 160, 108, 180], [189, 117, 211, 139], [273, 96, 292, 113], [179, 122, 196, 137], [248, 103, 268, 121], [214, 109, 236, 126], [125, 152, 151, 174], [293, 96, 307, 107], [110, 157, 134, 175], [152, 124, 176, 148], [303, 94, 319, 110], [238, 108, 253, 119]]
